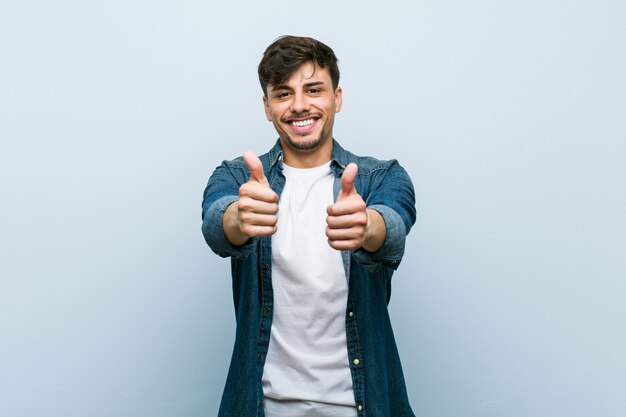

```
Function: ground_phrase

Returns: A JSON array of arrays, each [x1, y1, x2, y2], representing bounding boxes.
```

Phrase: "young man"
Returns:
[[202, 36, 417, 417]]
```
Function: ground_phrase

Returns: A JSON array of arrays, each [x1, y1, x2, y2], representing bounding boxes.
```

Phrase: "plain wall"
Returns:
[[1, 1, 624, 416]]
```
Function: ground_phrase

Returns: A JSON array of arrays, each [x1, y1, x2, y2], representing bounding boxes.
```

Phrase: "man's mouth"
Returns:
[[291, 118, 315, 127], [286, 116, 320, 132]]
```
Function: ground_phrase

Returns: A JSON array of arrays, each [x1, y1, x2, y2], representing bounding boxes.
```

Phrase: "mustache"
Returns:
[[282, 112, 321, 123]]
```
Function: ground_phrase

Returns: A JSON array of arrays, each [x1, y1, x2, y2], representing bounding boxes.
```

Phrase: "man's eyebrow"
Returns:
[[270, 81, 326, 91], [303, 81, 325, 88], [270, 84, 290, 91]]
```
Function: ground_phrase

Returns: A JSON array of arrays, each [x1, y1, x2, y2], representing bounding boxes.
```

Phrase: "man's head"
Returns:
[[258, 36, 342, 164], [258, 36, 340, 97]]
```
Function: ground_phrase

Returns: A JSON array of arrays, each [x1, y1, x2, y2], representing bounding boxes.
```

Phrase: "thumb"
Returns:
[[340, 163, 358, 197], [243, 151, 268, 185]]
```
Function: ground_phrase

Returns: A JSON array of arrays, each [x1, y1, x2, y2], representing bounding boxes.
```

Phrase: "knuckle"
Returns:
[[262, 225, 277, 236], [239, 183, 250, 195], [238, 197, 252, 210], [355, 214, 368, 226]]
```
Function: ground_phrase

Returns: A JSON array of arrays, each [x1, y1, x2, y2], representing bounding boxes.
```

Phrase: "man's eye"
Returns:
[[276, 92, 290, 98], [308, 88, 321, 94]]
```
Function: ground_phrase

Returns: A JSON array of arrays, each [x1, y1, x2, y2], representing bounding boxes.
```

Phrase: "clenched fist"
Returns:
[[223, 152, 279, 246], [326, 163, 386, 252]]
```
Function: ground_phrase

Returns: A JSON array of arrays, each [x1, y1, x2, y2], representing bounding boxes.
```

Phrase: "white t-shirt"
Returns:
[[262, 162, 357, 417]]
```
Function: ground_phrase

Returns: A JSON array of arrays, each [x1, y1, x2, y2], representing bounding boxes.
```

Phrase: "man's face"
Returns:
[[263, 61, 342, 154]]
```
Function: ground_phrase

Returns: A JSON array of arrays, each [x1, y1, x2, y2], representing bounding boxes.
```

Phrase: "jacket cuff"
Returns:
[[352, 204, 406, 271], [201, 195, 258, 259]]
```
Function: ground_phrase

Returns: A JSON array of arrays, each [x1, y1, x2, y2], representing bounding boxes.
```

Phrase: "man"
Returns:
[[202, 36, 417, 417]]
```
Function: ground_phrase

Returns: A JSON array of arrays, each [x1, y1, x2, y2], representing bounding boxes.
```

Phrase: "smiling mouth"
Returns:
[[291, 118, 316, 127], [286, 115, 320, 132]]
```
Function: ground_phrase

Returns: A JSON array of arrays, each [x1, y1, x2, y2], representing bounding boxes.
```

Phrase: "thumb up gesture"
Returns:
[[326, 163, 386, 252], [222, 152, 279, 246]]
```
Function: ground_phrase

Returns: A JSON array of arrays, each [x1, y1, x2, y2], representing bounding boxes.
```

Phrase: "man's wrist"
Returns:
[[223, 201, 249, 247], [361, 208, 386, 253]]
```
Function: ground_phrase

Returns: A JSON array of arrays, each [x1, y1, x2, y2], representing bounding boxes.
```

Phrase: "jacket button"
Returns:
[[257, 353, 264, 360], [357, 405, 363, 411], [348, 311, 354, 318], [264, 306, 272, 313], [263, 264, 270, 270], [353, 358, 360, 365]]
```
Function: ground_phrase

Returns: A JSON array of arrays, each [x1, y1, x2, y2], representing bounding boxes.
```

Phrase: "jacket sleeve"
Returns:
[[201, 162, 258, 259], [352, 161, 417, 271]]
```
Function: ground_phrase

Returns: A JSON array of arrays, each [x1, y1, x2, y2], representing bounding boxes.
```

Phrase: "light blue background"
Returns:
[[1, 1, 625, 416]]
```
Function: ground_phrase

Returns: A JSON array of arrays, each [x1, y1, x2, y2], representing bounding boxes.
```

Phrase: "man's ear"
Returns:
[[335, 86, 343, 113], [263, 95, 272, 121]]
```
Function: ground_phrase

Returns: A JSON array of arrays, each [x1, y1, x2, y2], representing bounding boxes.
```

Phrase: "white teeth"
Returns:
[[292, 119, 314, 127]]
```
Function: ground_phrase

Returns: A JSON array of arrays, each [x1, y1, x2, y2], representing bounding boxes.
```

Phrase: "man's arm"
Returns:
[[221, 203, 249, 247], [201, 152, 278, 257], [326, 160, 416, 270], [362, 208, 386, 252], [326, 163, 387, 253], [222, 152, 278, 246]]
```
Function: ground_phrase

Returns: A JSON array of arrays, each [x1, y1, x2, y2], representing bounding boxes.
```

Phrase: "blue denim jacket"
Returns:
[[201, 139, 417, 417]]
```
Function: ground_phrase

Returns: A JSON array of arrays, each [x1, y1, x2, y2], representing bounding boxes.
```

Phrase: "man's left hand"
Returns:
[[326, 163, 386, 252]]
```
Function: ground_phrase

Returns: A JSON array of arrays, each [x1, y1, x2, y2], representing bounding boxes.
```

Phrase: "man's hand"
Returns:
[[326, 163, 386, 252], [222, 152, 279, 246]]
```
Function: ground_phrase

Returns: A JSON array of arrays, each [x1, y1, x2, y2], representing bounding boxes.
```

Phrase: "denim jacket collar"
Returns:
[[266, 138, 349, 175]]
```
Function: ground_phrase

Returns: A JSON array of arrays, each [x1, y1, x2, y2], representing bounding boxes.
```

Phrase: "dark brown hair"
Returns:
[[258, 35, 340, 96]]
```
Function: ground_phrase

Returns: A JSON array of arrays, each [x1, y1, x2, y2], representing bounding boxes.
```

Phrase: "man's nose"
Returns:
[[290, 91, 309, 114]]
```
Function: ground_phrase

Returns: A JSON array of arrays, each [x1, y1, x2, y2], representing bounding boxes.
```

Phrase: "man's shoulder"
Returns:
[[220, 155, 246, 168], [334, 142, 401, 176], [218, 142, 279, 176], [352, 154, 399, 175]]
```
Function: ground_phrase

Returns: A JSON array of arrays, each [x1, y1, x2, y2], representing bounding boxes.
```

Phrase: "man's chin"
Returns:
[[284, 134, 325, 152]]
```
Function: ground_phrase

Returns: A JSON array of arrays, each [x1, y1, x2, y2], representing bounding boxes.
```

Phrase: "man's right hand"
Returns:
[[222, 151, 279, 246]]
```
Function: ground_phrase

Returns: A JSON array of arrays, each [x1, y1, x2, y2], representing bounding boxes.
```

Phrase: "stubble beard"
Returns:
[[284, 132, 326, 151], [280, 111, 331, 152]]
